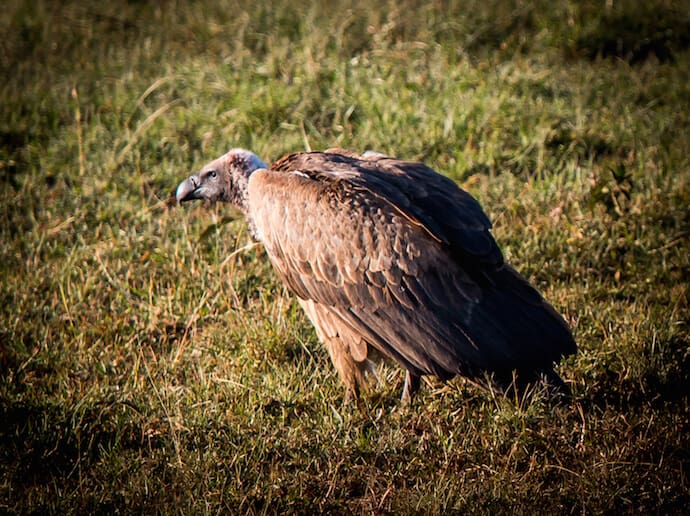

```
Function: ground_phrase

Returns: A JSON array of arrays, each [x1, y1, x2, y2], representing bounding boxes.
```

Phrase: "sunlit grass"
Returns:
[[1, 0, 689, 513]]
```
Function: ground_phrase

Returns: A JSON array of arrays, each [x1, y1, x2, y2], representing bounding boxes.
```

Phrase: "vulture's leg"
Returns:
[[342, 380, 361, 405], [401, 370, 420, 405], [538, 368, 572, 398]]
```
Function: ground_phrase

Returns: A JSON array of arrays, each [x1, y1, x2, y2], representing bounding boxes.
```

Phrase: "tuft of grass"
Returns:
[[2, 0, 689, 513]]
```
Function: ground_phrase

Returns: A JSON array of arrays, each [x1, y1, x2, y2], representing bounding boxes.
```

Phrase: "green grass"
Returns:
[[1, 0, 689, 513]]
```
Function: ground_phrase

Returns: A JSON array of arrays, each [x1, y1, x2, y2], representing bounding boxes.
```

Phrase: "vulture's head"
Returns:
[[176, 148, 267, 208]]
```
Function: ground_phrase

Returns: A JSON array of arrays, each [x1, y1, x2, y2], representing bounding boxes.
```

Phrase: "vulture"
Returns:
[[176, 148, 576, 403]]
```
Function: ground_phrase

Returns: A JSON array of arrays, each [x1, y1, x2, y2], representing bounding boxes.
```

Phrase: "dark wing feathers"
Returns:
[[274, 151, 502, 266], [373, 160, 502, 264], [249, 152, 575, 380]]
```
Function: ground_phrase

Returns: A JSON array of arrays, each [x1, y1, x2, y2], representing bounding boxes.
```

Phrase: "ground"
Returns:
[[1, 0, 689, 513]]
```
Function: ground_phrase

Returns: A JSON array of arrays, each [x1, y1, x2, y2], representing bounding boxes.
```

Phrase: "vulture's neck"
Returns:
[[228, 172, 251, 213]]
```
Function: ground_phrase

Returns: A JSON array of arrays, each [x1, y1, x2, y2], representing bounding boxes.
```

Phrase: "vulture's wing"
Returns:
[[281, 150, 503, 267], [247, 152, 575, 379]]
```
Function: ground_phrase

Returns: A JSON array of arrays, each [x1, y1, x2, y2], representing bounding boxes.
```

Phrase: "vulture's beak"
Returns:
[[176, 175, 201, 203]]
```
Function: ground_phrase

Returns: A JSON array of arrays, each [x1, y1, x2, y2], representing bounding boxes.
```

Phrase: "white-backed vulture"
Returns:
[[176, 148, 576, 403]]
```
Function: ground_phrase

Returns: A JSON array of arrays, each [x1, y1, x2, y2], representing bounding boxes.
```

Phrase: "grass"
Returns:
[[1, 0, 689, 513]]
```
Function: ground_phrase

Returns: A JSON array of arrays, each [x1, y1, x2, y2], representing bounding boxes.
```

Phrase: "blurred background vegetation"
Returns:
[[1, 0, 689, 513]]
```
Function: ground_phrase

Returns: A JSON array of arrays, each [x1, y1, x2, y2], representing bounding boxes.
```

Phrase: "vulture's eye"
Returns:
[[209, 171, 217, 178]]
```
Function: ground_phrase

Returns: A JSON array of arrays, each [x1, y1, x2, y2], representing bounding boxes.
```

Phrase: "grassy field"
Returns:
[[1, 0, 689, 513]]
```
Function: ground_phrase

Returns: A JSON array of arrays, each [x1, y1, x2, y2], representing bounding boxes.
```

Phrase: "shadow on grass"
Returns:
[[572, 3, 690, 63], [0, 399, 158, 487], [581, 335, 690, 412]]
